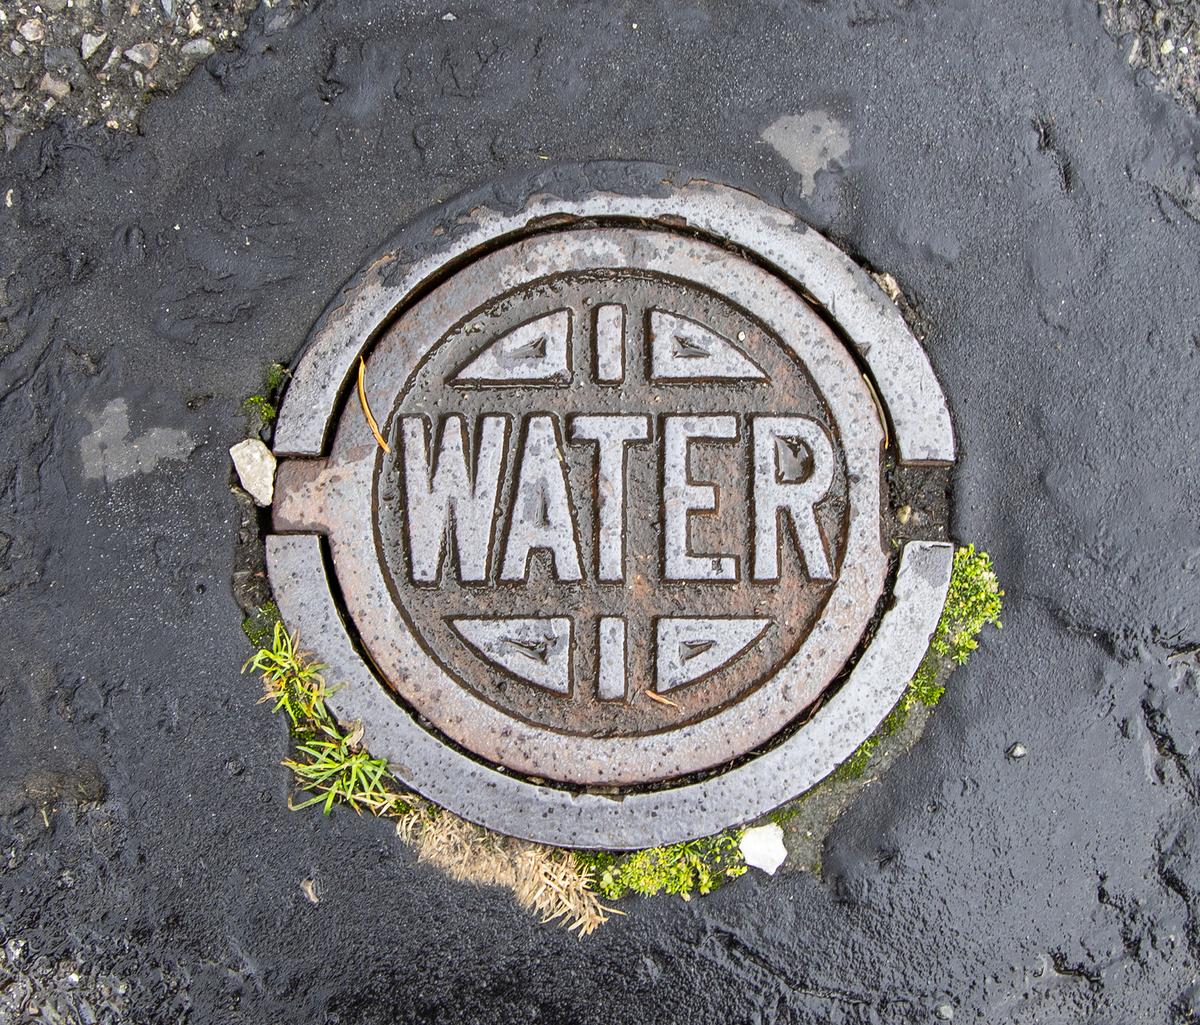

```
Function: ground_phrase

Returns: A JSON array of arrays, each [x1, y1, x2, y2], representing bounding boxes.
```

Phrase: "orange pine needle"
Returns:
[[357, 356, 390, 453]]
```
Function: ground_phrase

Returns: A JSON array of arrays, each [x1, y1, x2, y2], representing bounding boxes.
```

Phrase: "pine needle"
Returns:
[[861, 372, 890, 451], [357, 356, 390, 453]]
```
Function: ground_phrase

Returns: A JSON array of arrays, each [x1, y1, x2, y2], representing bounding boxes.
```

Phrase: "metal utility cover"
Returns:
[[267, 173, 956, 849]]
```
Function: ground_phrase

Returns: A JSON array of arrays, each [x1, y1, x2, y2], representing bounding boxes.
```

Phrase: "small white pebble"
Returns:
[[230, 439, 276, 506], [739, 824, 787, 874], [38, 73, 71, 100], [1007, 742, 1028, 760], [18, 18, 45, 42], [81, 32, 107, 59]]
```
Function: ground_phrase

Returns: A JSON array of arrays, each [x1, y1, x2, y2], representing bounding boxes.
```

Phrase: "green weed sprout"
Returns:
[[283, 735, 403, 816], [241, 361, 290, 431], [243, 623, 412, 817], [242, 622, 328, 729], [241, 394, 277, 427]]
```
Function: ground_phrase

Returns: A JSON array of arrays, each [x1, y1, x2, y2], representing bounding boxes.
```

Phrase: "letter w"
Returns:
[[401, 415, 509, 584]]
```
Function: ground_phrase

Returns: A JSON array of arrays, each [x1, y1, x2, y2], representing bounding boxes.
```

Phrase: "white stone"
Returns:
[[739, 823, 787, 874], [18, 19, 45, 43], [39, 74, 70, 100], [180, 38, 215, 59], [230, 438, 276, 506], [81, 32, 107, 60]]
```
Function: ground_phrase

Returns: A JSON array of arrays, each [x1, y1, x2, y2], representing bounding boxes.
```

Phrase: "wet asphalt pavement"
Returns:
[[2, 1, 1200, 1022]]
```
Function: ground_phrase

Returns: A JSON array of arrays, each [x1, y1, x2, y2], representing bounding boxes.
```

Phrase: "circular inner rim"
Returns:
[[319, 227, 888, 786], [379, 268, 853, 738]]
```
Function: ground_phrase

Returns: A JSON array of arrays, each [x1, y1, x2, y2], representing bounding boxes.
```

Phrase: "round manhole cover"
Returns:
[[267, 170, 956, 849]]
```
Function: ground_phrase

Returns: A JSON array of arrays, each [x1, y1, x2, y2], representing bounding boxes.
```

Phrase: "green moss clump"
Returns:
[[833, 544, 1003, 781], [909, 544, 1004, 705], [265, 361, 290, 393], [833, 734, 879, 783], [242, 394, 277, 429], [241, 362, 291, 432], [577, 831, 747, 899], [242, 600, 282, 649]]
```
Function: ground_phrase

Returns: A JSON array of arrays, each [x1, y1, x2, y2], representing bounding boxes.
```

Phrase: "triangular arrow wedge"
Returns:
[[449, 617, 572, 694], [452, 310, 571, 386], [649, 310, 767, 382], [655, 617, 772, 692]]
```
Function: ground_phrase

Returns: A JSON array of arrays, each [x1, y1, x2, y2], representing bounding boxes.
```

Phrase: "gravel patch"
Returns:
[[0, 0, 309, 152], [1098, 0, 1200, 114], [0, 927, 191, 1024]]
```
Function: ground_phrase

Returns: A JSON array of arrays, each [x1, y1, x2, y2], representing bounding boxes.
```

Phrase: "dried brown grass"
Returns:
[[396, 810, 613, 935]]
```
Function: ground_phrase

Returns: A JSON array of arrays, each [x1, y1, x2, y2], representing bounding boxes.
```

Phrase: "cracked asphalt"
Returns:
[[2, 1, 1200, 1022]]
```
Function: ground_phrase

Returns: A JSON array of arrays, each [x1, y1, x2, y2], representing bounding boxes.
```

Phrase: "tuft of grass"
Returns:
[[404, 813, 612, 933], [241, 622, 611, 934], [577, 831, 747, 900], [243, 621, 327, 729], [243, 623, 403, 819], [284, 734, 409, 816]]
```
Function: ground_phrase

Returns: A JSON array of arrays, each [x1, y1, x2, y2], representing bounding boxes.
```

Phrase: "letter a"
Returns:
[[501, 415, 584, 582]]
